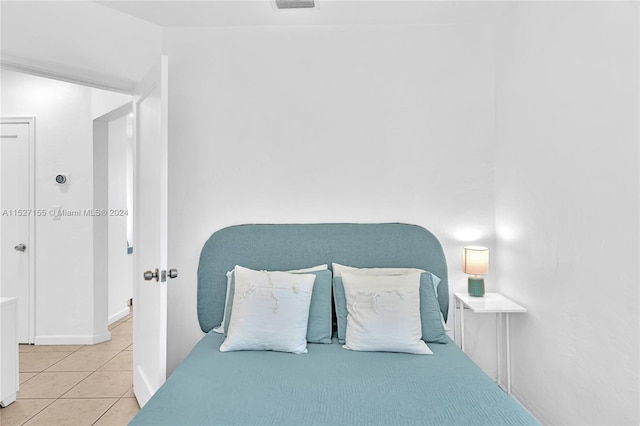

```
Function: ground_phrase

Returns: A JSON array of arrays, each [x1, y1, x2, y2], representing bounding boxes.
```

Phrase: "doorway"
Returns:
[[0, 117, 35, 344], [1, 69, 133, 345], [93, 103, 135, 326]]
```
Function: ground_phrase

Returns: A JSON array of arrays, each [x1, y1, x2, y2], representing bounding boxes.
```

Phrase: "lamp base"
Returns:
[[468, 276, 485, 297]]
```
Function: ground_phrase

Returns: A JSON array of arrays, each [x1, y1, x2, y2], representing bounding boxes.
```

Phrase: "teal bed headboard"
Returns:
[[197, 223, 449, 333]]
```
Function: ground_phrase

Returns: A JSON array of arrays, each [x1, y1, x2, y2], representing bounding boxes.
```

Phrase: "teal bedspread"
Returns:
[[130, 332, 537, 425]]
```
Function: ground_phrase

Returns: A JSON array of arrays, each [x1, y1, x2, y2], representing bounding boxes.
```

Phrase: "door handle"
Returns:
[[14, 243, 26, 252], [143, 268, 159, 282], [143, 268, 177, 282]]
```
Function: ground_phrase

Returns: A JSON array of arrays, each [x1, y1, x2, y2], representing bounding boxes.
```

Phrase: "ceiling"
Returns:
[[95, 0, 495, 28]]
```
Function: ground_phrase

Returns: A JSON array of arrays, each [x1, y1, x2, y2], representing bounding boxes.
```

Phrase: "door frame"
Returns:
[[93, 102, 135, 326], [1, 116, 36, 344]]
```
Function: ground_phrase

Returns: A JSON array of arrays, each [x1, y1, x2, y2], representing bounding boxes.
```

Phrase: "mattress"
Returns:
[[130, 332, 537, 425]]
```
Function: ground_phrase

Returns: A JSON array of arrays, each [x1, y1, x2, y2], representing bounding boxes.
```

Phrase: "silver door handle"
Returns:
[[168, 269, 178, 279], [14, 243, 26, 252], [143, 268, 159, 282]]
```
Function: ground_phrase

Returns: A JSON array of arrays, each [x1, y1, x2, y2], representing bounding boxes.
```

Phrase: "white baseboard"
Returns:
[[108, 306, 131, 325], [34, 330, 111, 345], [510, 389, 544, 424]]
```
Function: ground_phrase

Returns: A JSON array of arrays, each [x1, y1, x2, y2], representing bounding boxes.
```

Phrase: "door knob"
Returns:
[[14, 243, 26, 252], [143, 268, 159, 282], [168, 269, 178, 279]]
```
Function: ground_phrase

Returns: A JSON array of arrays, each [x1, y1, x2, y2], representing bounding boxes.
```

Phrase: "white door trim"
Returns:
[[1, 116, 36, 344]]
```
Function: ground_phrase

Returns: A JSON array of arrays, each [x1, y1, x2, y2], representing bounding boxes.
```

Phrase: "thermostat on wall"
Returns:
[[55, 173, 69, 184]]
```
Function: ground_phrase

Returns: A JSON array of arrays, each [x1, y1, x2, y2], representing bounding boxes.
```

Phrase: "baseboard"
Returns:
[[108, 306, 131, 325], [510, 389, 544, 424], [34, 330, 111, 345]]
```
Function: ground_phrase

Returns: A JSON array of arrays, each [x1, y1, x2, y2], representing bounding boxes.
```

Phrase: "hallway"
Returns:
[[0, 313, 139, 425]]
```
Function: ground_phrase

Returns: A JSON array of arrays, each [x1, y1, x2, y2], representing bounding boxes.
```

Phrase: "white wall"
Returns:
[[93, 97, 134, 325], [163, 23, 497, 374], [1, 70, 109, 344], [494, 2, 639, 425], [1, 1, 161, 92], [91, 89, 132, 120], [107, 114, 134, 323], [93, 120, 109, 338]]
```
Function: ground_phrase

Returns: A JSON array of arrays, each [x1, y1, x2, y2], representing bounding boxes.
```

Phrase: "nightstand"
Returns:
[[453, 292, 526, 395]]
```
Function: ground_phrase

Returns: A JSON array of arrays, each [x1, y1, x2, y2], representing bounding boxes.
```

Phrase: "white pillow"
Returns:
[[332, 262, 441, 297], [341, 272, 432, 355], [331, 262, 446, 327], [213, 264, 327, 334], [220, 265, 316, 354], [332, 263, 424, 278], [212, 270, 235, 334]]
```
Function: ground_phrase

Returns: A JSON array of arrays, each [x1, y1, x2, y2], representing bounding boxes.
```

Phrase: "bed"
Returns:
[[130, 223, 537, 425]]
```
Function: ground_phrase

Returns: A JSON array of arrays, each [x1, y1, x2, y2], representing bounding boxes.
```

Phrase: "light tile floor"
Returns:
[[0, 313, 140, 426]]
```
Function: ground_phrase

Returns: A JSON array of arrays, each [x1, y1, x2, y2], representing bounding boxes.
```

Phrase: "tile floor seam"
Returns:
[[18, 372, 40, 387], [19, 351, 77, 373], [90, 398, 120, 426], [53, 352, 76, 366], [59, 367, 115, 399], [45, 350, 121, 373], [18, 371, 91, 401], [17, 399, 57, 426]]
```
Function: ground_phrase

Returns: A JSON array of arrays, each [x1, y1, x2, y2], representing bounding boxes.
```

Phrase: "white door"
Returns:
[[0, 118, 35, 344], [132, 56, 173, 408]]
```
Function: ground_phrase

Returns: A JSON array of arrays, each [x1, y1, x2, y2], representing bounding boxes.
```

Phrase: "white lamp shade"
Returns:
[[463, 246, 489, 275]]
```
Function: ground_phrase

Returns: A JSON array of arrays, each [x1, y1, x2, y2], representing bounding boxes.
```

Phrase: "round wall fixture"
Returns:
[[55, 174, 67, 184]]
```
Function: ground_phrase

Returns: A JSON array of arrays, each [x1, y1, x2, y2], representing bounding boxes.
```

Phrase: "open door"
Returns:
[[132, 56, 175, 407]]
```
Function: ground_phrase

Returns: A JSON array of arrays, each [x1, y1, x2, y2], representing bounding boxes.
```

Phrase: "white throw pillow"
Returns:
[[212, 270, 235, 334], [332, 263, 425, 278], [342, 272, 432, 355], [220, 265, 315, 354], [213, 264, 327, 334], [332, 262, 441, 297]]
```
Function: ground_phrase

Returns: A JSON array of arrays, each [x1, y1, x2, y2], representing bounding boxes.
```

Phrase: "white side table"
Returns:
[[453, 292, 526, 395], [0, 297, 19, 407]]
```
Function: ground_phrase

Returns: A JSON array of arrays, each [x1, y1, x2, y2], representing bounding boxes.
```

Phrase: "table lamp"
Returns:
[[463, 246, 489, 297]]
